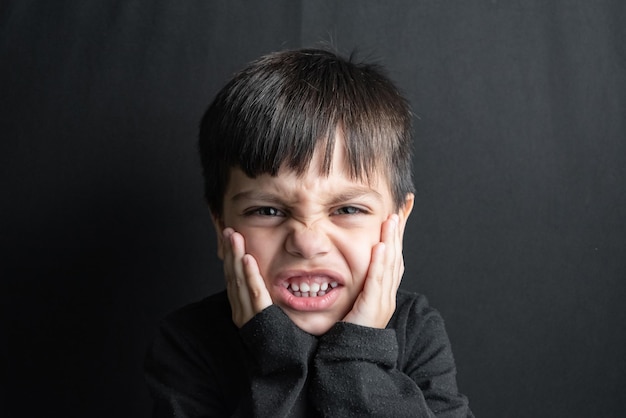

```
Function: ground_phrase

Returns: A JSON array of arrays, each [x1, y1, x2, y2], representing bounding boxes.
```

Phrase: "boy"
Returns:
[[145, 48, 473, 417]]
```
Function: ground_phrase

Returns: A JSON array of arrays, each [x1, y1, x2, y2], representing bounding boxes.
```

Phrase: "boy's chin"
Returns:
[[288, 313, 338, 336]]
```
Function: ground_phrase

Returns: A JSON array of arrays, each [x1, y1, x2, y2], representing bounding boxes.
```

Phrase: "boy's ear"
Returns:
[[210, 212, 225, 260], [396, 193, 415, 235]]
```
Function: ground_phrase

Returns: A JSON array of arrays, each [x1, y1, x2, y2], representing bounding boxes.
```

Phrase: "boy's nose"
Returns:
[[284, 224, 331, 259]]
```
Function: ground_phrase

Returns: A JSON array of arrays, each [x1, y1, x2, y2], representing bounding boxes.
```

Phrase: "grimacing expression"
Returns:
[[214, 134, 413, 336]]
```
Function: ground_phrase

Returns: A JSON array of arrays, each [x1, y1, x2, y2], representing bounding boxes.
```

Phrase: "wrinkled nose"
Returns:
[[284, 224, 331, 259]]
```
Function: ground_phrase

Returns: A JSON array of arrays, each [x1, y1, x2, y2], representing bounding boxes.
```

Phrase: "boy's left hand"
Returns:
[[343, 214, 404, 329]]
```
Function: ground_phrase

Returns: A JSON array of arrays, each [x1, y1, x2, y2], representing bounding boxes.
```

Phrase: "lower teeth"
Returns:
[[290, 289, 329, 298], [287, 282, 337, 297]]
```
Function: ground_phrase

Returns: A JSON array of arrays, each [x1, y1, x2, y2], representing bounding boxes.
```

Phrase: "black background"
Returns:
[[2, 1, 625, 417]]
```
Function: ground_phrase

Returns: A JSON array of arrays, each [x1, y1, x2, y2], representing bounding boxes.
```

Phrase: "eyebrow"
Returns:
[[231, 187, 383, 206], [325, 188, 383, 206], [231, 190, 287, 204]]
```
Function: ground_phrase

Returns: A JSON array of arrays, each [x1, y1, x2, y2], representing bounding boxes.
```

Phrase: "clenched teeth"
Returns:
[[285, 280, 338, 297]]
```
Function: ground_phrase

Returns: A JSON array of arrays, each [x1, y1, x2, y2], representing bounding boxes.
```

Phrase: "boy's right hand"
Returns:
[[221, 228, 273, 328]]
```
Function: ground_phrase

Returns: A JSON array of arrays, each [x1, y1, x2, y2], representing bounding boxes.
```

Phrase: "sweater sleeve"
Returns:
[[145, 300, 317, 417], [238, 305, 318, 417], [308, 296, 473, 417]]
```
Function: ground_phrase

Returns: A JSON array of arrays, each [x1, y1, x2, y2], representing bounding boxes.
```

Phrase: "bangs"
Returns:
[[199, 49, 413, 215]]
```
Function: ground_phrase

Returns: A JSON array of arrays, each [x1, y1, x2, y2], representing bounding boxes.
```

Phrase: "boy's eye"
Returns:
[[332, 206, 364, 215], [249, 207, 286, 217]]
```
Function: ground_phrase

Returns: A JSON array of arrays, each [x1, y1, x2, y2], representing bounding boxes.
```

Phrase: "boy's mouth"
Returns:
[[283, 280, 339, 298], [276, 271, 344, 311]]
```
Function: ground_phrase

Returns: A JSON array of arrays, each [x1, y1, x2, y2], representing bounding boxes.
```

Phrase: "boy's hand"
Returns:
[[221, 228, 273, 328], [343, 214, 403, 329]]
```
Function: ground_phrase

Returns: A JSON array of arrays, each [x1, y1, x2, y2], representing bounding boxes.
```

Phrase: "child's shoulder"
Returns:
[[392, 289, 446, 332], [158, 290, 232, 338], [395, 289, 435, 314], [392, 290, 453, 369]]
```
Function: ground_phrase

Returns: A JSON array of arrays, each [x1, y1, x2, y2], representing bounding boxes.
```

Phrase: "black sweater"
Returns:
[[144, 290, 473, 417]]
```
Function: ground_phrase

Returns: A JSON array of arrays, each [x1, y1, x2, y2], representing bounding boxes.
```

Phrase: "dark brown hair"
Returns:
[[199, 48, 414, 217]]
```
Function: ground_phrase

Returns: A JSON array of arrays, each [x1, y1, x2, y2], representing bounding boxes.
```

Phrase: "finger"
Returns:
[[222, 228, 245, 291], [222, 228, 236, 288], [222, 229, 252, 326], [242, 254, 273, 312], [379, 215, 397, 283], [384, 214, 398, 266], [229, 231, 254, 320], [389, 214, 404, 289], [229, 231, 246, 285], [394, 214, 405, 284], [381, 215, 400, 307], [222, 230, 239, 314], [369, 241, 387, 286]]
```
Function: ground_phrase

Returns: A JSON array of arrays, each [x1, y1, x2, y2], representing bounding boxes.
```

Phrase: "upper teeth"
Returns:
[[285, 280, 338, 297]]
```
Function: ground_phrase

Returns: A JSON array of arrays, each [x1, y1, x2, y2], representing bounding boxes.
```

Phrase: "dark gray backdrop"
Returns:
[[2, 1, 625, 417]]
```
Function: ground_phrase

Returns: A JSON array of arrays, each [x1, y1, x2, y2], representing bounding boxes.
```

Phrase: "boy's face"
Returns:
[[215, 134, 413, 336]]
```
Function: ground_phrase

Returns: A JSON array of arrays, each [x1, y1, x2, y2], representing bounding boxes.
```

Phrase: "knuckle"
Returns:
[[249, 287, 262, 299]]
